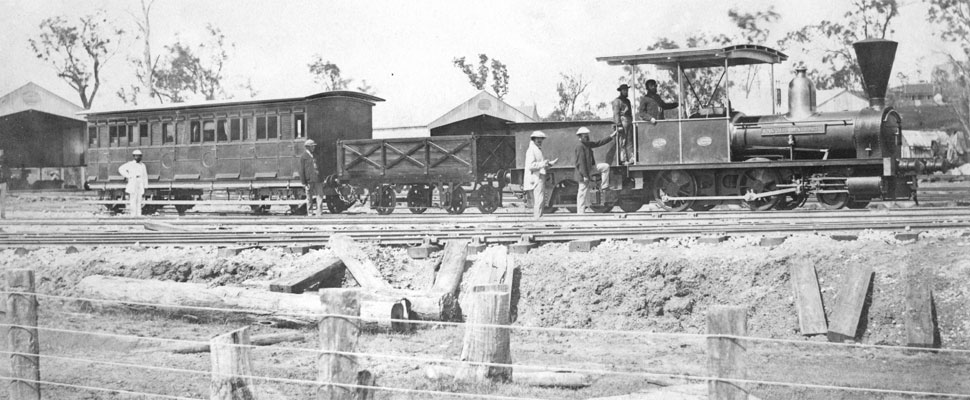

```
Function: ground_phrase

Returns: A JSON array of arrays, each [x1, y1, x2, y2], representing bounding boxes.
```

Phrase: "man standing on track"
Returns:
[[524, 131, 556, 219], [118, 149, 148, 216], [611, 84, 634, 165], [300, 139, 325, 216], [574, 127, 616, 214]]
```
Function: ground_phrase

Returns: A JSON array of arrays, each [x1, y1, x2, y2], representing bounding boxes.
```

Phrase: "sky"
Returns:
[[0, 0, 960, 128]]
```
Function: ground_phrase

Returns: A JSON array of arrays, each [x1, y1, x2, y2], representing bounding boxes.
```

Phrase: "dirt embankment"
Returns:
[[2, 231, 968, 347]]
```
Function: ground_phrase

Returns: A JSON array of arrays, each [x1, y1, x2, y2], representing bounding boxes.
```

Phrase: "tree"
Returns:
[[452, 54, 510, 99], [728, 6, 781, 97], [780, 0, 899, 90], [547, 73, 591, 121], [308, 56, 351, 90], [153, 24, 233, 102], [28, 10, 124, 109], [927, 0, 970, 132], [117, 0, 160, 105]]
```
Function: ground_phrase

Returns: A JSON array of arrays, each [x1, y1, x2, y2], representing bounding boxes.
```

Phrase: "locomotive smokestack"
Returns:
[[853, 38, 897, 108]]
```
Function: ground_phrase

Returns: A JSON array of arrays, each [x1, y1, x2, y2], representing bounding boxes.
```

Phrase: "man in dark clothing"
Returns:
[[637, 79, 679, 123], [611, 84, 633, 164], [574, 127, 616, 214], [299, 139, 325, 216]]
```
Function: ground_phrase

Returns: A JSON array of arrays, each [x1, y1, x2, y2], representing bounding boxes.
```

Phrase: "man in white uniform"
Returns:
[[523, 131, 556, 219], [118, 149, 149, 216]]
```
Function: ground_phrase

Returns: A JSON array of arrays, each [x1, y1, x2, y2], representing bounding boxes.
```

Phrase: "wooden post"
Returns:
[[430, 240, 469, 295], [328, 234, 391, 289], [456, 284, 511, 382], [789, 261, 827, 336], [707, 306, 747, 400], [6, 269, 40, 400], [904, 267, 938, 348], [209, 327, 257, 400], [827, 265, 874, 342], [318, 290, 360, 400]]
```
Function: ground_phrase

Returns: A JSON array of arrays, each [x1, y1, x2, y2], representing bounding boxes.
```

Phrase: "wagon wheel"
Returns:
[[590, 202, 615, 213], [290, 203, 308, 215], [142, 204, 161, 215], [652, 170, 696, 212], [336, 183, 365, 206], [618, 198, 645, 213], [476, 184, 500, 214], [444, 186, 467, 215], [326, 195, 353, 214], [738, 169, 782, 211], [775, 193, 808, 210], [407, 185, 431, 214], [374, 185, 396, 215], [816, 173, 849, 210]]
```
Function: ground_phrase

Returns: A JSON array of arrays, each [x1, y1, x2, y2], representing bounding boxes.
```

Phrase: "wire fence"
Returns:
[[1, 284, 969, 399]]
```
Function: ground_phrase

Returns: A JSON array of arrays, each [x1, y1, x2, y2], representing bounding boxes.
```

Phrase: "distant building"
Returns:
[[376, 91, 538, 138], [0, 82, 87, 188], [889, 83, 937, 105]]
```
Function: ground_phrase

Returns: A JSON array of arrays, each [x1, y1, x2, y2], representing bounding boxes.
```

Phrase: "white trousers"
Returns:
[[576, 163, 611, 214], [532, 183, 545, 219], [128, 193, 143, 216]]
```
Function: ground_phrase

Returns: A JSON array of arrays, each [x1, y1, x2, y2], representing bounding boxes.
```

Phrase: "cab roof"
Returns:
[[596, 44, 787, 69]]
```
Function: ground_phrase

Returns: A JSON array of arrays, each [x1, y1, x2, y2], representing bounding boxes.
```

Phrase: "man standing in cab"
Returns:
[[638, 79, 679, 124], [118, 149, 149, 216], [524, 131, 556, 219], [611, 84, 633, 165], [574, 127, 616, 214], [300, 139, 325, 216]]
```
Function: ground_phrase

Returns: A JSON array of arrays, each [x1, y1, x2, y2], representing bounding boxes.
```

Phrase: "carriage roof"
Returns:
[[596, 44, 787, 69], [79, 91, 384, 117]]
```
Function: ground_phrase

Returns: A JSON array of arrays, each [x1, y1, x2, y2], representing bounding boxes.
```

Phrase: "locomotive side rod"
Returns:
[[661, 187, 798, 202]]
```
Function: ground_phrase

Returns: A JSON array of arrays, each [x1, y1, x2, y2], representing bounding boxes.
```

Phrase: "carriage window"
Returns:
[[190, 121, 201, 143], [117, 126, 129, 147], [139, 124, 149, 146], [217, 119, 228, 142], [256, 116, 267, 139], [162, 123, 175, 144], [88, 127, 98, 147], [109, 126, 119, 147], [267, 116, 278, 139], [242, 118, 250, 141], [294, 114, 305, 138], [124, 125, 133, 146], [203, 121, 216, 142], [230, 119, 241, 141]]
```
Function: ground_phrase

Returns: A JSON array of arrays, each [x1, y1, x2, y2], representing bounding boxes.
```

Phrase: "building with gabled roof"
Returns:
[[427, 91, 537, 136], [0, 82, 87, 175]]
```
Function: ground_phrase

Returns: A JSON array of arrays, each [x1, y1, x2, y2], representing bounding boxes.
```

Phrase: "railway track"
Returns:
[[2, 208, 969, 247]]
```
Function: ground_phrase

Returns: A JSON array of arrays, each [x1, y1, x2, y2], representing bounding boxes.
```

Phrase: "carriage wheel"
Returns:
[[444, 186, 467, 215], [327, 195, 353, 214], [374, 185, 396, 215], [738, 169, 782, 211], [290, 203, 308, 215], [407, 185, 431, 214], [618, 198, 645, 213], [476, 184, 500, 214], [590, 202, 615, 213], [652, 170, 696, 212]]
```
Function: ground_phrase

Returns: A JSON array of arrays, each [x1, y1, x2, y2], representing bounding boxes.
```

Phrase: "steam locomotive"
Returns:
[[507, 39, 923, 213]]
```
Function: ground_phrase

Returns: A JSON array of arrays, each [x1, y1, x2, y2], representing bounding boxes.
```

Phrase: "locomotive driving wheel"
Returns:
[[444, 186, 467, 215], [476, 184, 500, 214], [775, 192, 808, 210], [816, 173, 849, 210], [406, 184, 431, 214], [738, 168, 782, 211], [652, 170, 696, 212], [374, 185, 396, 215], [618, 197, 645, 213]]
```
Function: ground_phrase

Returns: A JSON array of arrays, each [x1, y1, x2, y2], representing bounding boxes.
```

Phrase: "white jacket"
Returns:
[[523, 141, 547, 190], [119, 161, 149, 195]]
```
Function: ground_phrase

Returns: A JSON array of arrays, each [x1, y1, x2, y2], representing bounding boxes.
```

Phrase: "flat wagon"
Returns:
[[337, 134, 515, 214]]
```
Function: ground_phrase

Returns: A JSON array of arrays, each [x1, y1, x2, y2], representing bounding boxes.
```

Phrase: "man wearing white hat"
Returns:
[[118, 149, 149, 216], [299, 139, 324, 216], [524, 131, 557, 219], [574, 127, 616, 214]]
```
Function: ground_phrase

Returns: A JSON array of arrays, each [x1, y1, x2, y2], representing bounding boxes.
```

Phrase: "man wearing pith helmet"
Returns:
[[524, 131, 556, 219], [118, 149, 149, 216], [574, 127, 616, 214], [299, 139, 325, 216]]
